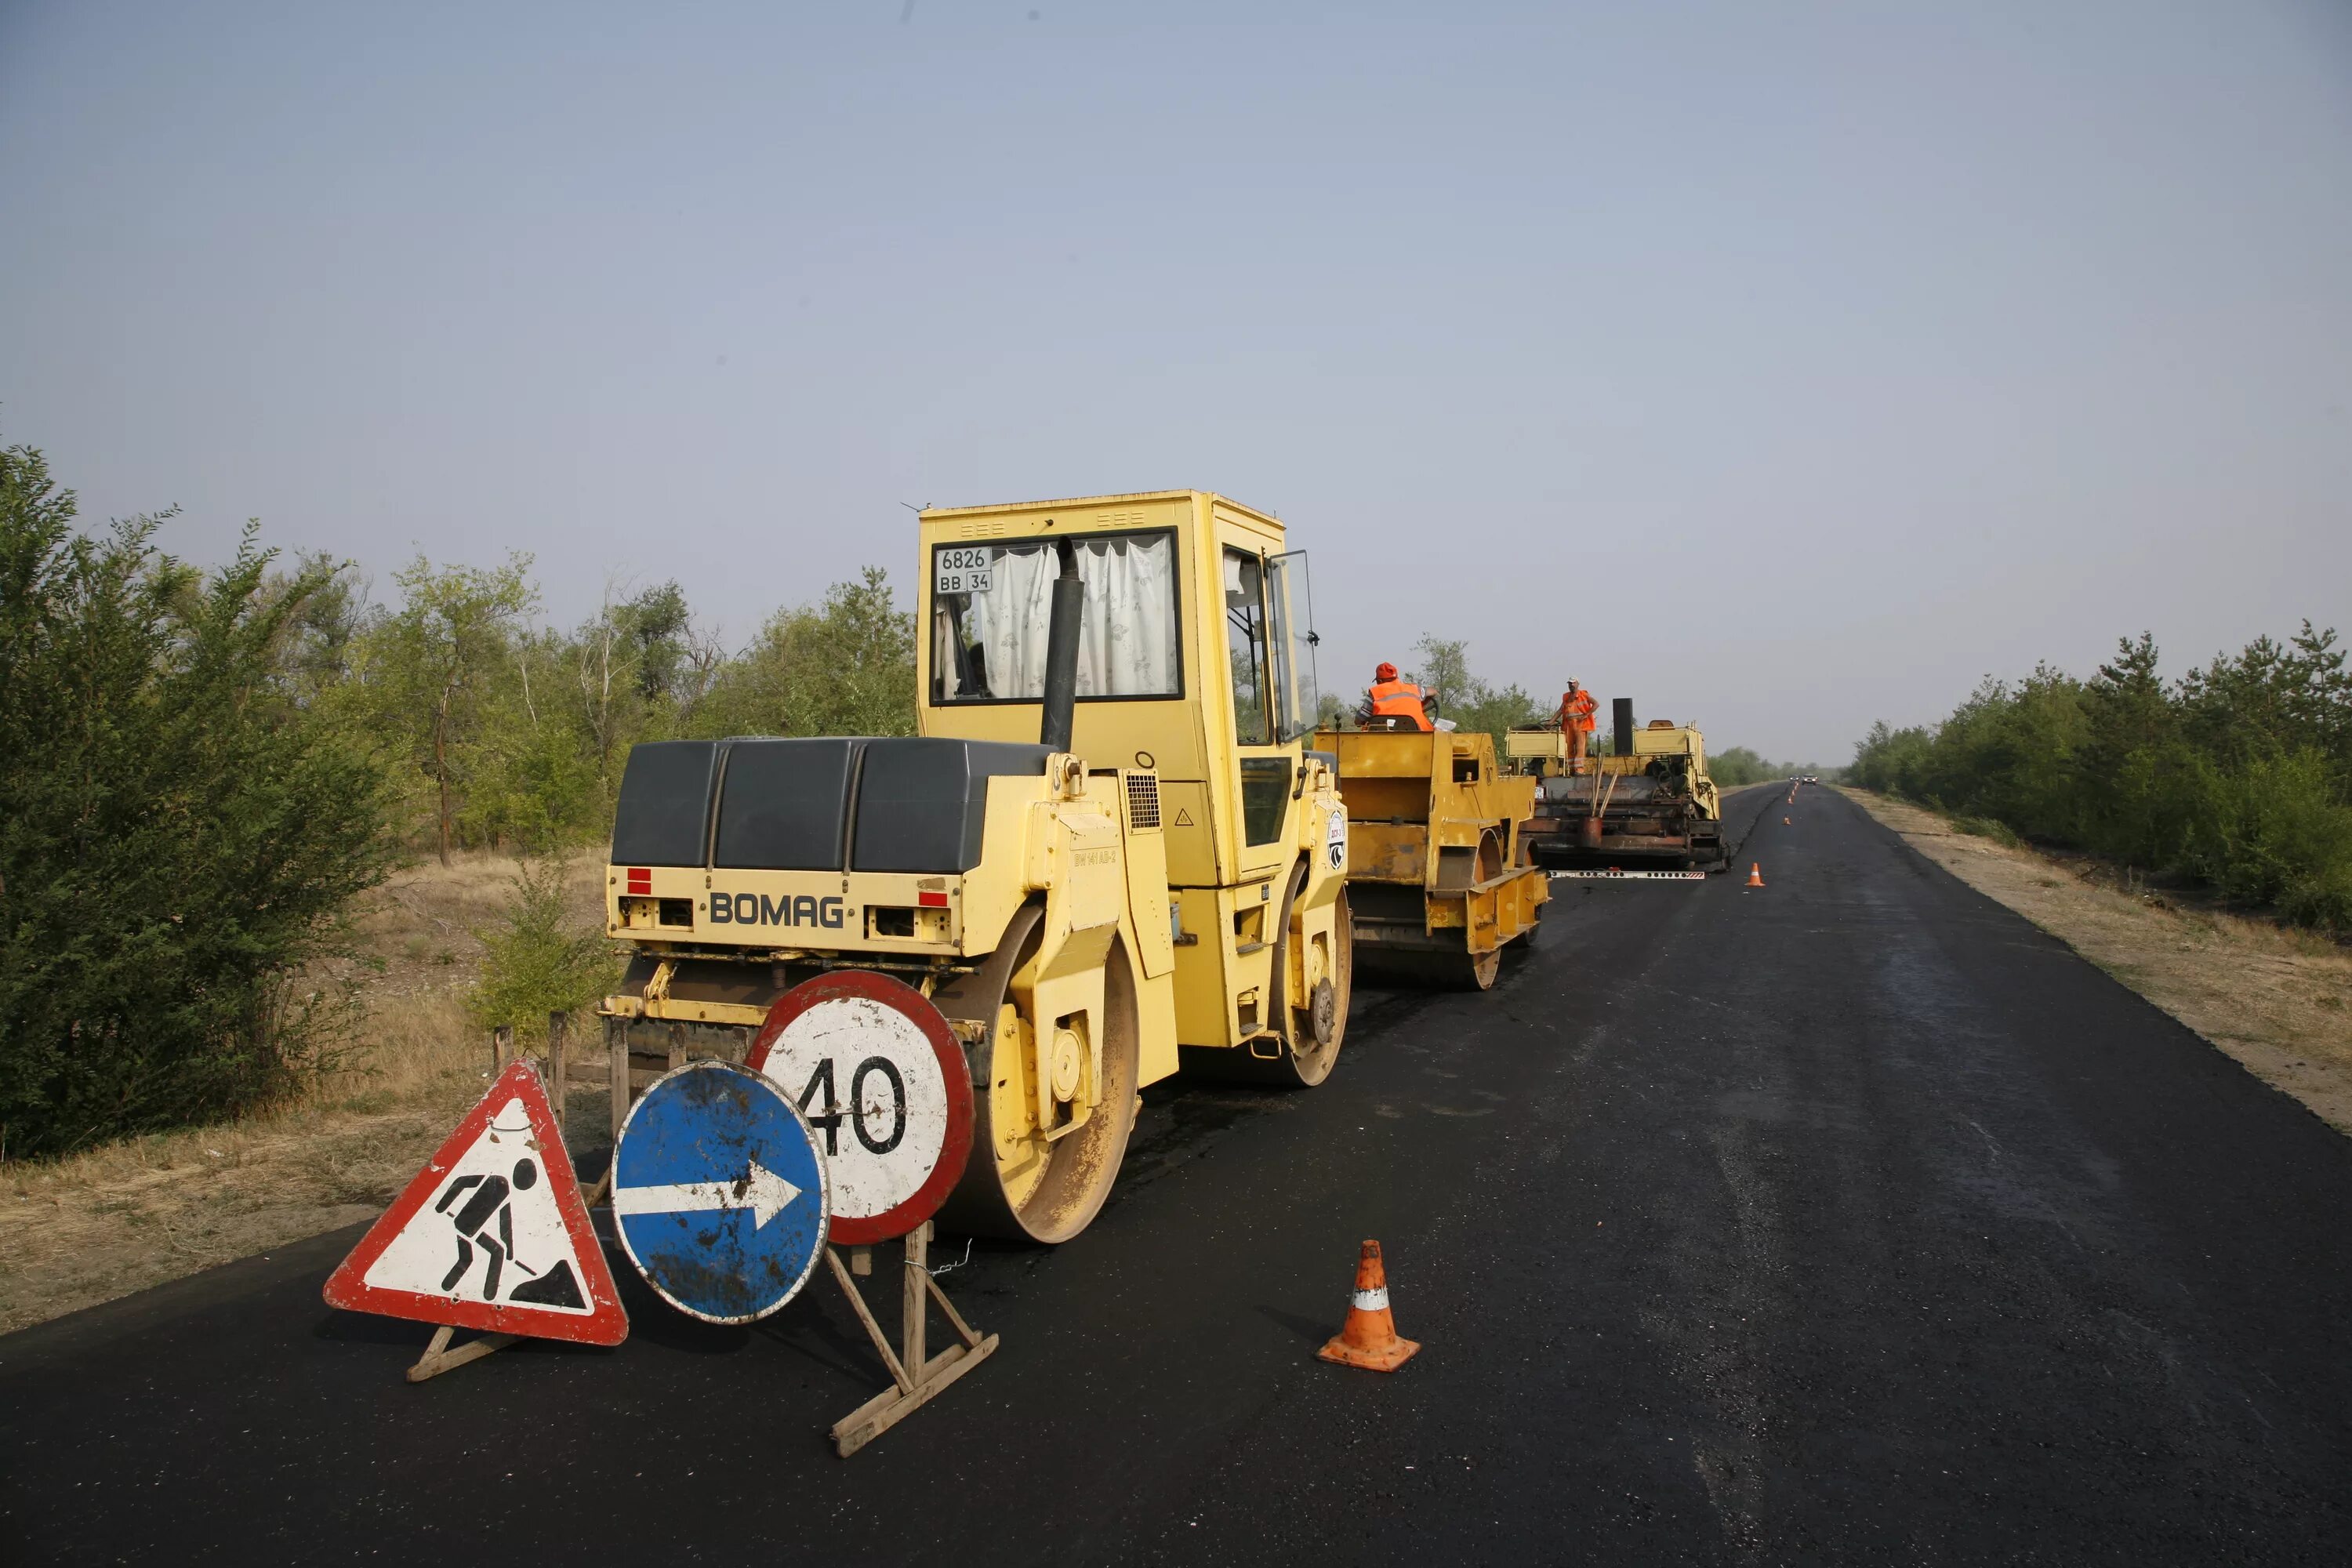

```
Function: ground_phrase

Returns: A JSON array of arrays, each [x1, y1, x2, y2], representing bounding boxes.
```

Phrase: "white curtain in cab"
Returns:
[[971, 536, 1176, 699]]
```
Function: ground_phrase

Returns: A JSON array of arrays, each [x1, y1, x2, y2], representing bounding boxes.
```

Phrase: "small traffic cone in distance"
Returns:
[[1318, 1240, 1421, 1373], [1746, 862, 1766, 888]]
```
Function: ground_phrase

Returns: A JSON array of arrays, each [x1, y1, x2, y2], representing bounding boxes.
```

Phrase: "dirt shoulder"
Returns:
[[0, 855, 611, 1336], [1842, 787, 2352, 1135]]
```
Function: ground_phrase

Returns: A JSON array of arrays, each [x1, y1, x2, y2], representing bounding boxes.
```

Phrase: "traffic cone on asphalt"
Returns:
[[1746, 862, 1766, 888], [1317, 1240, 1421, 1372]]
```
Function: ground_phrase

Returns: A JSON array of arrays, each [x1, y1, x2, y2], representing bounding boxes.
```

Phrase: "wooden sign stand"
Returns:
[[824, 1221, 998, 1457], [598, 975, 995, 1453], [406, 1324, 520, 1383]]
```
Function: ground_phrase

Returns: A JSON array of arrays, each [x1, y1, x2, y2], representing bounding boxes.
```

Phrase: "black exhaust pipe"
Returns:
[[1613, 697, 1635, 760], [1040, 539, 1084, 753]]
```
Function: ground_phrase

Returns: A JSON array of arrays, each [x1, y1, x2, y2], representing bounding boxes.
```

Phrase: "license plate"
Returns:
[[935, 547, 994, 597]]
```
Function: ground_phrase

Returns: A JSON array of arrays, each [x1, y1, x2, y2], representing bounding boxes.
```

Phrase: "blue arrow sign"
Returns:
[[611, 1061, 830, 1324]]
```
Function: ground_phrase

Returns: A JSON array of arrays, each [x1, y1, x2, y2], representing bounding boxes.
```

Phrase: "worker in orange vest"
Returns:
[[1560, 681, 1598, 774], [1362, 662, 1434, 731]]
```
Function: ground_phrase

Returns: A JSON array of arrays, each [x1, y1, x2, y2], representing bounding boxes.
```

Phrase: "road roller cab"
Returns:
[[601, 491, 1354, 1244], [919, 491, 1352, 1080]]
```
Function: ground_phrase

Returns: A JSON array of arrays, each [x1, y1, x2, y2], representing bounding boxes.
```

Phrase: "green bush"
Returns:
[[0, 442, 398, 1158], [1951, 815, 2024, 848], [464, 856, 621, 1044], [1853, 626, 2352, 933], [1711, 747, 1782, 787], [692, 567, 916, 742]]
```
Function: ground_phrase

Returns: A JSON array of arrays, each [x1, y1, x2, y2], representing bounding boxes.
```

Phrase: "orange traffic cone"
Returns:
[[1317, 1240, 1421, 1372], [1745, 862, 1766, 887]]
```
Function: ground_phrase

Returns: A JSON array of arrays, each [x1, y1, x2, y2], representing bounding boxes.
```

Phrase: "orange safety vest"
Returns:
[[1370, 679, 1432, 730], [1563, 690, 1597, 732]]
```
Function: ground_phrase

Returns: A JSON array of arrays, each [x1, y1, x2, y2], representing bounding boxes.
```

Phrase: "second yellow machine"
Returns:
[[1312, 724, 1548, 989], [597, 492, 1354, 1244]]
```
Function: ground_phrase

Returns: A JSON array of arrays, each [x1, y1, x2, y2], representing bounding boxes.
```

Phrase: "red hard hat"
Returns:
[[1375, 662, 1398, 682]]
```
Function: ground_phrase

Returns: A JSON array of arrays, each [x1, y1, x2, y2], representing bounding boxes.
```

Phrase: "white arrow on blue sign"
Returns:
[[611, 1060, 831, 1324]]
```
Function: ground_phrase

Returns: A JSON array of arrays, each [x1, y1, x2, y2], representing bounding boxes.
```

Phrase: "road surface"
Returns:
[[5, 785, 2349, 1563]]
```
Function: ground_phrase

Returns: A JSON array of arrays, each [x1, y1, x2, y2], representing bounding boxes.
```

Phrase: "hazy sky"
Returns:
[[5, 1, 2348, 762]]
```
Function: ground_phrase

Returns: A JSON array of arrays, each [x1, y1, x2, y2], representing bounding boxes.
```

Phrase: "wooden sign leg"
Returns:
[[405, 1324, 521, 1383], [606, 1014, 630, 1145], [826, 1221, 999, 1458], [547, 1010, 569, 1134]]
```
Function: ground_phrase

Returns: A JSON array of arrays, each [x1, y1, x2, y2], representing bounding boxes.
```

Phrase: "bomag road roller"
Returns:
[[1512, 698, 1726, 870], [597, 492, 1353, 1244], [1311, 722, 1549, 989]]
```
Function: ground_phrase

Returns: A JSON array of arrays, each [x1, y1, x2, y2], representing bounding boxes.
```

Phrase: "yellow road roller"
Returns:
[[598, 492, 1353, 1243], [1312, 724, 1549, 989]]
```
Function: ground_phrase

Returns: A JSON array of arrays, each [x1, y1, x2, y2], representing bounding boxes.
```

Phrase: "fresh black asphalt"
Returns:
[[5, 784, 2349, 1564]]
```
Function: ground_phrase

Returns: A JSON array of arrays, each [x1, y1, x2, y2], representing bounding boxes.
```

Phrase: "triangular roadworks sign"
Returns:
[[324, 1059, 627, 1346]]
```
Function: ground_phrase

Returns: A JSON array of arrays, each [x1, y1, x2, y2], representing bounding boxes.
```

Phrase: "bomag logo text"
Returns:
[[710, 891, 848, 929]]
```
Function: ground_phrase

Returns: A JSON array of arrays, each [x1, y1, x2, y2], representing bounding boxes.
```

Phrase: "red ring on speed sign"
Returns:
[[746, 970, 972, 1245]]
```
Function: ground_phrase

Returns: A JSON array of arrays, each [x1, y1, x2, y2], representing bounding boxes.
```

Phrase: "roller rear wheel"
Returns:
[[1179, 875, 1353, 1087], [931, 908, 1141, 1243], [1277, 880, 1352, 1084]]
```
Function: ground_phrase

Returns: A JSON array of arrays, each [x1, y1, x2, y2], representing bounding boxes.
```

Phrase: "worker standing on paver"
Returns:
[[1362, 662, 1434, 731], [1560, 681, 1598, 774]]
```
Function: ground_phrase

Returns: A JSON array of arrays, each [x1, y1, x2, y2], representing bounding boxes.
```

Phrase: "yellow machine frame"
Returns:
[[599, 491, 1354, 1244], [1313, 727, 1549, 989]]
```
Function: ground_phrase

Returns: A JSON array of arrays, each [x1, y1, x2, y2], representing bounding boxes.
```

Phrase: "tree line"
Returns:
[[1850, 625, 2352, 932], [297, 551, 916, 863]]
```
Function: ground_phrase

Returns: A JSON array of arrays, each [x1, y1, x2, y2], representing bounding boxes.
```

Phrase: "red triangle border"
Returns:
[[322, 1059, 628, 1347]]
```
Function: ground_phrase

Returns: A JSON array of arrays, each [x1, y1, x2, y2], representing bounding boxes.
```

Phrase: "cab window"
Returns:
[[931, 531, 1181, 703], [1224, 549, 1271, 746], [1225, 549, 1293, 847], [1265, 551, 1319, 742], [1239, 757, 1292, 845]]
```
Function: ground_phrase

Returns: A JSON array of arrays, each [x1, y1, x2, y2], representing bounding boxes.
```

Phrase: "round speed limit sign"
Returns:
[[746, 970, 973, 1245]]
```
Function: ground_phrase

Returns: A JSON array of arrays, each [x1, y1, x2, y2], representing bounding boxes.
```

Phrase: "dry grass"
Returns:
[[1843, 788, 2352, 1135], [0, 852, 611, 1336]]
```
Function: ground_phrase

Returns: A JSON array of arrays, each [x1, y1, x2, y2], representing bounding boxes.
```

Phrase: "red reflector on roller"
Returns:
[[626, 868, 652, 893], [917, 891, 949, 909]]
